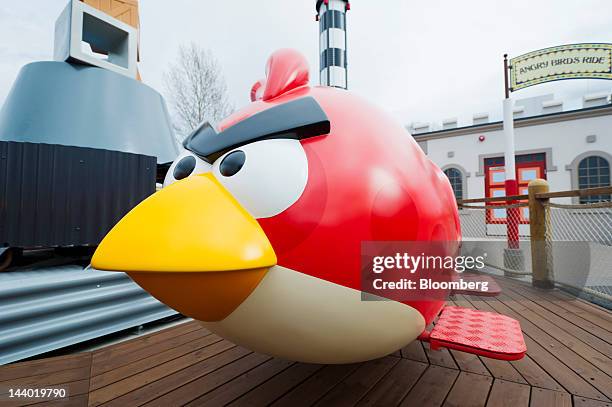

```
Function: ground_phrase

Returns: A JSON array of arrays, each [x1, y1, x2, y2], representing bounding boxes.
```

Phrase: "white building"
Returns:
[[410, 92, 612, 204]]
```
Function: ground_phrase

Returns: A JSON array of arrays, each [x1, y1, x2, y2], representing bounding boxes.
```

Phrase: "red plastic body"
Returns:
[[219, 49, 461, 326], [250, 79, 265, 102], [423, 306, 526, 361]]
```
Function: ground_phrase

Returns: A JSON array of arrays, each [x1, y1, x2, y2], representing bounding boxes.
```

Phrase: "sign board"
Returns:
[[510, 43, 612, 91]]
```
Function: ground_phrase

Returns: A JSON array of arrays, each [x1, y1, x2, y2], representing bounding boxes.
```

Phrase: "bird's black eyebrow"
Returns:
[[183, 96, 330, 162]]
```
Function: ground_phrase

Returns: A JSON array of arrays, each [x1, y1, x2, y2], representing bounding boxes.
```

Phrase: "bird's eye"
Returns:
[[163, 150, 212, 188], [173, 156, 197, 180], [212, 139, 308, 218], [219, 150, 246, 177]]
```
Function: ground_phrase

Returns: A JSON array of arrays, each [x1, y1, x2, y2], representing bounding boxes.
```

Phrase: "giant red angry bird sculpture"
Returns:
[[93, 49, 526, 363]]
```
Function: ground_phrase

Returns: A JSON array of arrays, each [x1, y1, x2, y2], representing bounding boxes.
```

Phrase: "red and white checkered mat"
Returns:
[[426, 306, 527, 361]]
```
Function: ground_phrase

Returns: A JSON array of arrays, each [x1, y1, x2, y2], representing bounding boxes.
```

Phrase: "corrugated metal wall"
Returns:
[[0, 141, 156, 248], [0, 265, 177, 365]]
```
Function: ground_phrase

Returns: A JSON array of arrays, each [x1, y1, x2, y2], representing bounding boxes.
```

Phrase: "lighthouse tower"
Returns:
[[316, 0, 350, 89]]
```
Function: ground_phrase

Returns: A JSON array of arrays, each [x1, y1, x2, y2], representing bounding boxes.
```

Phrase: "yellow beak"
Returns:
[[92, 173, 277, 321]]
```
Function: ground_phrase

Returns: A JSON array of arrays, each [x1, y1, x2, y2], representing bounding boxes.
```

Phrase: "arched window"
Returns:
[[578, 156, 611, 203], [444, 167, 463, 200]]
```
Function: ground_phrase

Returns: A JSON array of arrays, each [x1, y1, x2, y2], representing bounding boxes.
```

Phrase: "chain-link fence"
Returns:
[[546, 200, 612, 298], [457, 185, 612, 306], [458, 201, 532, 276]]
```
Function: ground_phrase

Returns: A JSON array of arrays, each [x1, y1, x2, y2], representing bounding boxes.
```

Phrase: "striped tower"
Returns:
[[316, 0, 350, 89]]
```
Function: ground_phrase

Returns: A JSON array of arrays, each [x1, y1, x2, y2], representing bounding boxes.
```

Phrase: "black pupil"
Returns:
[[173, 156, 196, 180], [219, 150, 246, 177]]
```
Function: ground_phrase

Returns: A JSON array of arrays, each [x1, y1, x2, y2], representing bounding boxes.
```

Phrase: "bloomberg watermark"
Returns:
[[361, 241, 489, 301]]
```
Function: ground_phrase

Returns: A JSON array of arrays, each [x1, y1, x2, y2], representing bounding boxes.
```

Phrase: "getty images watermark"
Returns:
[[360, 241, 489, 301]]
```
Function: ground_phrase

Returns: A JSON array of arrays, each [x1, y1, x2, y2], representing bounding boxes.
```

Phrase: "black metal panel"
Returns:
[[0, 141, 155, 248]]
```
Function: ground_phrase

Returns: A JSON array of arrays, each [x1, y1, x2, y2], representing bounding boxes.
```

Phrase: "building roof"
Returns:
[[411, 103, 612, 141]]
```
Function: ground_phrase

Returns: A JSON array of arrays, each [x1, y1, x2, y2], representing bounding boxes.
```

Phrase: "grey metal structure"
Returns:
[[54, 0, 138, 78], [0, 61, 178, 164], [0, 265, 177, 365], [0, 141, 155, 248], [0, 4, 181, 364]]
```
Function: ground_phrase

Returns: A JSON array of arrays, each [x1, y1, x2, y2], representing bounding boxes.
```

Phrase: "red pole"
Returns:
[[506, 181, 519, 249], [503, 54, 519, 249]]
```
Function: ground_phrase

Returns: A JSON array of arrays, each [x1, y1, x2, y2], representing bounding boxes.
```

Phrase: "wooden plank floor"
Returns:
[[1, 277, 610, 407]]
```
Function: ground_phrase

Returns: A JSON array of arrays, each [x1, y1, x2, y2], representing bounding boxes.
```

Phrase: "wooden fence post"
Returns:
[[528, 179, 554, 288]]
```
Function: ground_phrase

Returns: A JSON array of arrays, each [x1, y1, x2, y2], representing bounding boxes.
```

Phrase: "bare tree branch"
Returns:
[[163, 43, 234, 141]]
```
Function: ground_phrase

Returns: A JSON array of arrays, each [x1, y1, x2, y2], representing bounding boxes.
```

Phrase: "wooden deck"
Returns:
[[1, 277, 611, 407]]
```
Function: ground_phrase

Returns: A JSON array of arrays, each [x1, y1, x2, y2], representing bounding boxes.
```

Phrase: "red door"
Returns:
[[484, 153, 546, 224]]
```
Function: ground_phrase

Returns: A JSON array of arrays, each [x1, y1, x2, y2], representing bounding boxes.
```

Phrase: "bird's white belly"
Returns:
[[200, 265, 426, 364]]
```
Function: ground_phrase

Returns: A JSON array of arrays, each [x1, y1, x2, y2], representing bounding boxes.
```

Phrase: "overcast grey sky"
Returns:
[[0, 1, 611, 129]]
